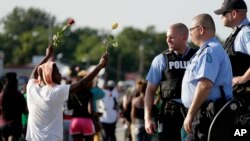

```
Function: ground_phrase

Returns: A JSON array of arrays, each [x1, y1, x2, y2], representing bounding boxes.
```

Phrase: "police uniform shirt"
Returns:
[[181, 37, 233, 108], [146, 47, 191, 86], [234, 18, 250, 55]]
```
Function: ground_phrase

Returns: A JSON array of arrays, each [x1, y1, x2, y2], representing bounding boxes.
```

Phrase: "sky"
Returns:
[[1, 0, 250, 40]]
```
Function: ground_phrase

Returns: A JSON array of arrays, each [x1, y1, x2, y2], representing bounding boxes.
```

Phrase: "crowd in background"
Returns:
[[0, 69, 160, 141], [0, 0, 249, 141]]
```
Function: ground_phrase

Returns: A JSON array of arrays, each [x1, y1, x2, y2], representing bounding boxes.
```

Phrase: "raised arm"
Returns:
[[69, 52, 108, 94], [29, 45, 54, 80]]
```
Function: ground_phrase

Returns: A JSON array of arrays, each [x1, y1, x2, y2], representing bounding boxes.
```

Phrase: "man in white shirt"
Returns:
[[99, 80, 119, 141], [26, 45, 108, 141]]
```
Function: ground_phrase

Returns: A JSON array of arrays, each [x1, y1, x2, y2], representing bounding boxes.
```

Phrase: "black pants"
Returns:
[[186, 111, 212, 141], [187, 101, 222, 141], [101, 122, 117, 141], [0, 121, 22, 140], [158, 100, 185, 141], [231, 91, 250, 141]]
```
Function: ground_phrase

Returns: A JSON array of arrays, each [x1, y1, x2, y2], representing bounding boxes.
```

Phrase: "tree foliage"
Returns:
[[0, 7, 55, 65], [0, 7, 183, 81]]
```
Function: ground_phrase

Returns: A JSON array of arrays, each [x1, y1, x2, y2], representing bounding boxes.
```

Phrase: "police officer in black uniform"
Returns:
[[214, 0, 250, 95], [144, 23, 196, 141], [214, 0, 250, 139]]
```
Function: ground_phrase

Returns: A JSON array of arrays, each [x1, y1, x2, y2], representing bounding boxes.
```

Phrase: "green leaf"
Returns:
[[112, 41, 118, 47], [108, 35, 114, 40]]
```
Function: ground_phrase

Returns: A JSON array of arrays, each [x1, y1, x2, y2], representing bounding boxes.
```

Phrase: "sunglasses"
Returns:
[[222, 10, 239, 16], [222, 11, 233, 16]]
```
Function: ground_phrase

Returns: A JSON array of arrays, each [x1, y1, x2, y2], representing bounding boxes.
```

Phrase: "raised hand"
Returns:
[[46, 45, 55, 61], [98, 52, 109, 68]]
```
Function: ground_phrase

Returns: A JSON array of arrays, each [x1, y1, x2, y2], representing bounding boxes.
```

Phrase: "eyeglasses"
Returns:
[[189, 26, 201, 32]]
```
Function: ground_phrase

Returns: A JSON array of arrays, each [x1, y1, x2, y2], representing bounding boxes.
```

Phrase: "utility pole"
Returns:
[[117, 54, 122, 81], [48, 18, 53, 45], [139, 43, 144, 76], [0, 51, 4, 76]]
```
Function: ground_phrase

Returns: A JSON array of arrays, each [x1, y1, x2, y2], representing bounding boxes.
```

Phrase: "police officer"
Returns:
[[181, 13, 233, 141], [214, 0, 250, 96], [144, 23, 196, 141], [214, 0, 250, 138]]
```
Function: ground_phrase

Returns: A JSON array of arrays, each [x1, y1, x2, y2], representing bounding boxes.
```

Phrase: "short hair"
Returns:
[[170, 23, 189, 37], [193, 13, 216, 33]]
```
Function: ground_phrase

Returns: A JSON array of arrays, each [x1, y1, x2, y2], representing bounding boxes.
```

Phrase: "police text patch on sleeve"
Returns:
[[206, 53, 212, 63], [244, 32, 250, 43]]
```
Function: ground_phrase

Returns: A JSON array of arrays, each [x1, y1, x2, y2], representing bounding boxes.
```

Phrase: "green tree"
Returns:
[[0, 6, 173, 82], [2, 7, 55, 37], [12, 27, 48, 64], [0, 7, 55, 65]]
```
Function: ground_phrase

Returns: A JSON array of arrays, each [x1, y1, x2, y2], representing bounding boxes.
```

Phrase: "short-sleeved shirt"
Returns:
[[234, 18, 250, 55], [91, 87, 105, 112], [26, 79, 70, 141], [181, 37, 233, 108], [146, 48, 192, 86], [99, 89, 119, 124]]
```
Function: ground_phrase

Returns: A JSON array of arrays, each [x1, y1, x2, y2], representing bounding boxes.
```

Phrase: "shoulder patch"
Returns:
[[206, 53, 212, 63], [244, 32, 250, 43]]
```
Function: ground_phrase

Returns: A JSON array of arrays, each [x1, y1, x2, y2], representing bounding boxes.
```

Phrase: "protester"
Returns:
[[90, 79, 105, 141], [144, 23, 196, 141], [26, 45, 108, 141], [20, 76, 29, 141], [131, 79, 151, 141], [0, 72, 27, 141], [181, 13, 233, 140], [120, 79, 141, 141], [68, 70, 95, 141], [99, 80, 119, 141], [0, 82, 3, 141]]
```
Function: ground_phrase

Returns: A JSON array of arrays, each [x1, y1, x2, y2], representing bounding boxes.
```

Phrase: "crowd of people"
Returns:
[[0, 0, 249, 141]]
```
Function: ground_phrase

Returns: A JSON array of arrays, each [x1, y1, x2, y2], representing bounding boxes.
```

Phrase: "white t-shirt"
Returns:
[[98, 89, 119, 123], [26, 79, 70, 141]]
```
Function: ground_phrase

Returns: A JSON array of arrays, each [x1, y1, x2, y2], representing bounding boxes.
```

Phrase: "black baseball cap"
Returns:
[[214, 0, 247, 15]]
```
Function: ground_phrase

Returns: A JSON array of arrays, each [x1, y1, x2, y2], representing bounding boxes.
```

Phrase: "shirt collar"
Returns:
[[196, 37, 217, 56], [238, 18, 250, 28], [173, 46, 191, 58], [200, 37, 216, 49]]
